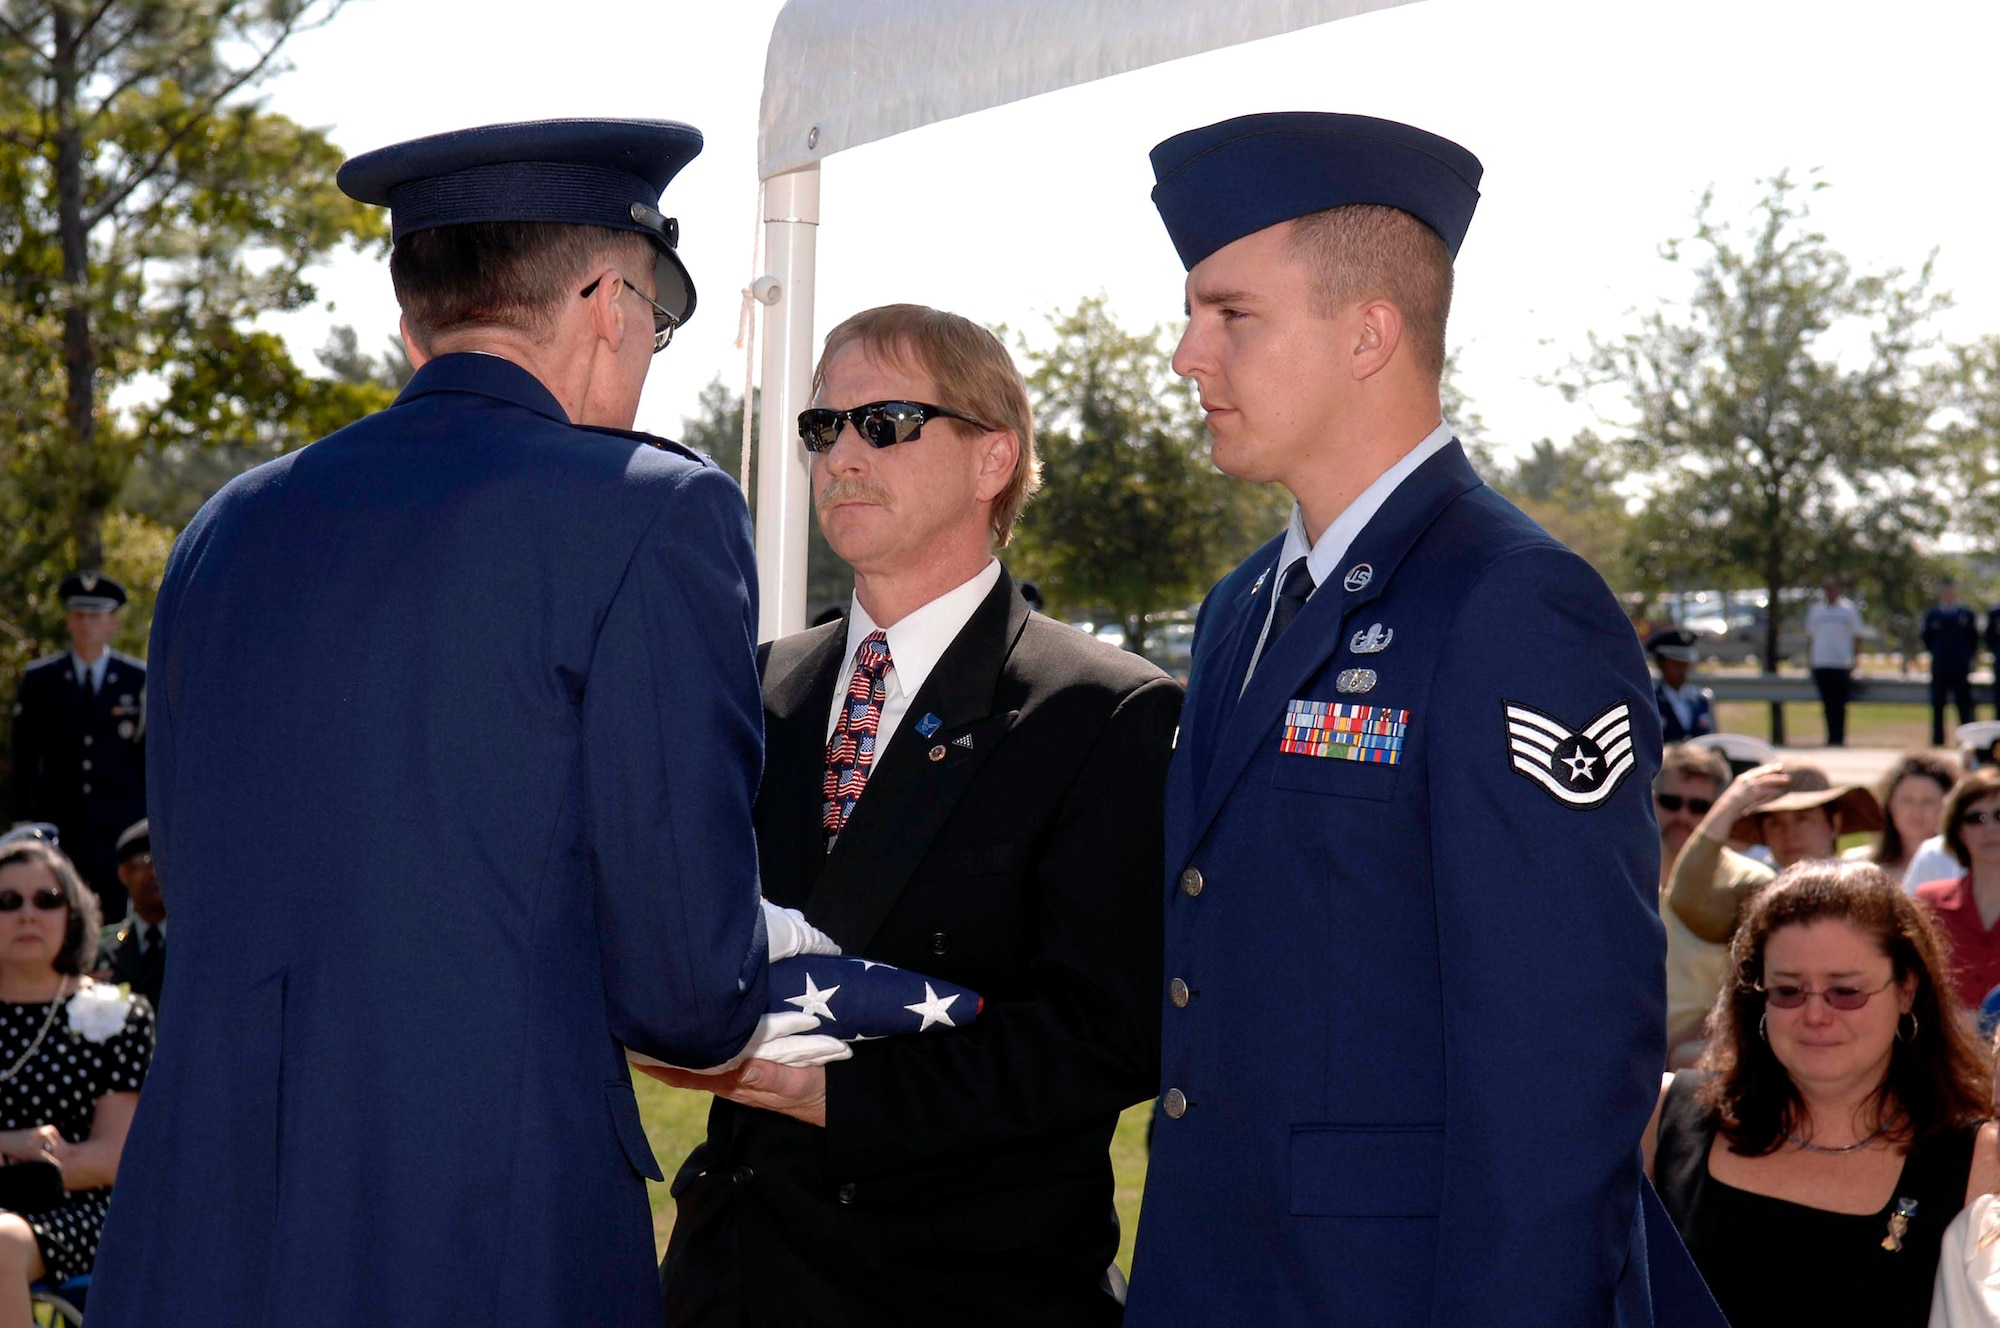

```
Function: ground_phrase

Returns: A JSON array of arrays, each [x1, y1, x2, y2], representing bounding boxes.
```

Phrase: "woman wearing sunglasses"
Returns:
[[0, 839, 153, 1325], [1847, 752, 1960, 888], [1915, 770, 2000, 1009], [1644, 860, 1999, 1326]]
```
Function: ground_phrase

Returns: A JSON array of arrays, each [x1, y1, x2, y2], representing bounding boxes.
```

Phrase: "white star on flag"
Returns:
[[784, 974, 839, 1021], [904, 982, 960, 1032]]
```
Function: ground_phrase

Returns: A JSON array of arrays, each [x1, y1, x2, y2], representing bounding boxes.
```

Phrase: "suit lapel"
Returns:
[[806, 572, 1027, 953], [754, 624, 847, 911], [1183, 443, 1484, 854]]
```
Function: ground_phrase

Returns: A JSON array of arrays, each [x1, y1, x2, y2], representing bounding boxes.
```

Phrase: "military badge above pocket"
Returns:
[[1272, 699, 1407, 800]]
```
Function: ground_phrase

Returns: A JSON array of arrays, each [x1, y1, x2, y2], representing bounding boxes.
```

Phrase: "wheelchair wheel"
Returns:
[[31, 1285, 84, 1326]]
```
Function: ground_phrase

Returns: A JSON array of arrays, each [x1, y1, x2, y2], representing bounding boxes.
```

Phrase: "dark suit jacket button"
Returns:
[[837, 1182, 857, 1204], [1162, 1088, 1188, 1119], [732, 1166, 754, 1185], [1169, 978, 1191, 1008], [1180, 867, 1204, 897], [929, 932, 949, 956]]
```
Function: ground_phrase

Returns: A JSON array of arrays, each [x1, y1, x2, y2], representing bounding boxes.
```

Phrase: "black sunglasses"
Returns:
[[1961, 810, 2000, 827], [578, 272, 678, 353], [1655, 792, 1715, 815], [0, 888, 67, 913], [798, 400, 991, 453]]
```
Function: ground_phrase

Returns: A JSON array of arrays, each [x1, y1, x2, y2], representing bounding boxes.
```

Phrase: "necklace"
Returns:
[[0, 977, 72, 1085], [1787, 1125, 1887, 1155]]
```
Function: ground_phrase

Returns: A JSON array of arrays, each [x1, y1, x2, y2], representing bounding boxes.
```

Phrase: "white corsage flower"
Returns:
[[65, 980, 133, 1043]]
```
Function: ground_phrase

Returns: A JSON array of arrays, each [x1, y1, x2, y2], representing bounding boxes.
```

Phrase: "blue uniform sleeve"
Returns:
[[1423, 545, 1664, 1326], [582, 463, 768, 1069]]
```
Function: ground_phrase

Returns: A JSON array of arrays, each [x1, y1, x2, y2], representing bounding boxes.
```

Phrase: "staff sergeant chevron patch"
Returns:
[[1504, 700, 1636, 809]]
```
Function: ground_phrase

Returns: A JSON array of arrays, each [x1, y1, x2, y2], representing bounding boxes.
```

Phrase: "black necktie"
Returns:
[[1255, 557, 1316, 675]]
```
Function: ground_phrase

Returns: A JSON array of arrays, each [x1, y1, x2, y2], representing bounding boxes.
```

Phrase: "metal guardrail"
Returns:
[[1703, 675, 1936, 705]]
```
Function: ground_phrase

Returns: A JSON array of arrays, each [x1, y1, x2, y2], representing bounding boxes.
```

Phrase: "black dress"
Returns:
[[1655, 1071, 1977, 1327], [0, 983, 155, 1281]]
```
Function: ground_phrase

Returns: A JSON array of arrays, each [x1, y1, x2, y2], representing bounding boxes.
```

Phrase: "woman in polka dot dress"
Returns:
[[0, 838, 153, 1325]]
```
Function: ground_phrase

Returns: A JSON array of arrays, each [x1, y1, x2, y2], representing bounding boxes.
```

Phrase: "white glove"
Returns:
[[750, 1031, 853, 1067], [629, 1010, 827, 1075], [762, 898, 842, 961]]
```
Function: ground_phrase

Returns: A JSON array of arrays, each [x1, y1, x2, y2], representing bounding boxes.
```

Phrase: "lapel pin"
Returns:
[[1335, 669, 1378, 695], [1342, 563, 1373, 592], [1883, 1197, 1917, 1252], [928, 744, 946, 763], [1349, 623, 1394, 654], [952, 733, 974, 750], [1249, 565, 1271, 597], [915, 712, 942, 738]]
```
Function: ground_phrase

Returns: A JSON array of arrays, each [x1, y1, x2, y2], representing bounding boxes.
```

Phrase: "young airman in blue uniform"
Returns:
[[1123, 113, 1724, 1327]]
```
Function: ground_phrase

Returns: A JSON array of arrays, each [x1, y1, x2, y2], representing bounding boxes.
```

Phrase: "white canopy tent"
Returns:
[[749, 0, 1419, 639]]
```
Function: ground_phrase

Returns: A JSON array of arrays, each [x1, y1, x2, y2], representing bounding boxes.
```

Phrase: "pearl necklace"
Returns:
[[1786, 1125, 1887, 1155], [0, 978, 73, 1085]]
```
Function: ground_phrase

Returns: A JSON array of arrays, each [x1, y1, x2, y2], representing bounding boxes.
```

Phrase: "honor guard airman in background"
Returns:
[[9, 571, 146, 921], [1122, 114, 1725, 1327], [1648, 626, 1717, 743], [92, 120, 780, 1328]]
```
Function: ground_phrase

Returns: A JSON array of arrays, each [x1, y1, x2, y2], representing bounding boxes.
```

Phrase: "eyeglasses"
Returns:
[[1655, 793, 1715, 815], [1755, 977, 1897, 1010], [578, 273, 678, 353], [1960, 810, 2000, 827], [0, 889, 67, 913], [798, 400, 992, 453]]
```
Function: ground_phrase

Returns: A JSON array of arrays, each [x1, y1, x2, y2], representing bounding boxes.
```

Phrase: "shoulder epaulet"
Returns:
[[572, 423, 705, 465], [23, 653, 70, 674]]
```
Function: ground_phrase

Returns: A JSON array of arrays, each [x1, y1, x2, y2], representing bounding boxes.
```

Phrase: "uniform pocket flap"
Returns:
[[1270, 751, 1399, 801], [606, 1081, 664, 1182], [1290, 1123, 1443, 1217]]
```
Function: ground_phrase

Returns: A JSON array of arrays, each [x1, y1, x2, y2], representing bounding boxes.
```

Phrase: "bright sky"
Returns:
[[262, 0, 2000, 463]]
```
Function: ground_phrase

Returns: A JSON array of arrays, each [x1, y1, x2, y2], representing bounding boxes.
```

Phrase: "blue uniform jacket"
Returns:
[[1925, 605, 1979, 679], [90, 355, 770, 1328], [1125, 442, 1723, 1327], [1654, 678, 1715, 744]]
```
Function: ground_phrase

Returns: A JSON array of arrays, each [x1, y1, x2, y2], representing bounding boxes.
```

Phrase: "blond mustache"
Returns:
[[816, 480, 891, 509]]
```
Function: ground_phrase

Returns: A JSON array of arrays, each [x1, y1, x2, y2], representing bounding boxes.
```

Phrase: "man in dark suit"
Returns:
[[1122, 114, 1723, 1327], [1924, 576, 1979, 745], [92, 121, 786, 1328], [9, 570, 146, 920], [96, 818, 165, 1011], [655, 305, 1182, 1327]]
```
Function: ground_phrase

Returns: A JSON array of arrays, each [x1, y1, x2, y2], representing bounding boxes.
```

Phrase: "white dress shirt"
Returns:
[[826, 559, 1004, 767], [1243, 420, 1457, 689], [1805, 598, 1868, 669], [71, 650, 109, 693]]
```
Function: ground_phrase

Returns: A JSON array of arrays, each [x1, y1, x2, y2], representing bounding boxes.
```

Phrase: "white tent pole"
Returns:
[[753, 163, 821, 642]]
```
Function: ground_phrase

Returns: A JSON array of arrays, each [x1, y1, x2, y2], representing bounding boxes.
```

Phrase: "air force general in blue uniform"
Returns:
[[1122, 115, 1726, 1326], [91, 121, 773, 1327]]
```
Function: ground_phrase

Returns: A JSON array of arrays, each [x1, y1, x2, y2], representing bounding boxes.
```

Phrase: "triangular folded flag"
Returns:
[[766, 955, 982, 1041]]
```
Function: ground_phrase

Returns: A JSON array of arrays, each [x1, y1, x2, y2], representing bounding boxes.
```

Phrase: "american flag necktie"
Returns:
[[823, 631, 893, 851]]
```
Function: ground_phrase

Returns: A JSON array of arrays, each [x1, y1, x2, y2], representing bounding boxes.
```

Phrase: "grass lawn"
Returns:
[[1715, 700, 1939, 750], [635, 1075, 1154, 1277]]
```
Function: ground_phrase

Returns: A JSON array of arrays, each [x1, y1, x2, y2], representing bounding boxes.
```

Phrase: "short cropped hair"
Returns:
[[812, 304, 1040, 548], [1658, 743, 1731, 792], [391, 222, 651, 353], [1288, 203, 1453, 378], [1942, 768, 2000, 869], [0, 840, 101, 976]]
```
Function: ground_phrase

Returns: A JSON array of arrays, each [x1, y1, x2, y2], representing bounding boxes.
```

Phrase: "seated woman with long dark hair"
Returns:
[[1644, 860, 2000, 1327], [0, 838, 153, 1326]]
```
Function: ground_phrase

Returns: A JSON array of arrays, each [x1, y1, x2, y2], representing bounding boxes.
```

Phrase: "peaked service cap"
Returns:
[[1150, 111, 1483, 270], [337, 118, 703, 325], [59, 570, 126, 614]]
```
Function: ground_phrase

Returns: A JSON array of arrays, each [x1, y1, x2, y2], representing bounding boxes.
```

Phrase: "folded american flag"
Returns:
[[766, 955, 982, 1041]]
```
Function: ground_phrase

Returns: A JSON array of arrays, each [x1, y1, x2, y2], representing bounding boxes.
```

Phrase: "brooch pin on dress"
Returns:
[[1882, 1197, 1918, 1252]]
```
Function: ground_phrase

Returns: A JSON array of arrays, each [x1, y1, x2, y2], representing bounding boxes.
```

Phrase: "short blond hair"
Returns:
[[1288, 204, 1454, 378], [812, 304, 1040, 548]]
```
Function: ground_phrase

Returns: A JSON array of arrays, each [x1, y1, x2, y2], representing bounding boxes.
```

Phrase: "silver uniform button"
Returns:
[[1179, 867, 1204, 898], [82, 736, 93, 747], [81, 783, 91, 794], [1169, 978, 1190, 1008], [81, 760, 91, 771], [1162, 1088, 1188, 1119]]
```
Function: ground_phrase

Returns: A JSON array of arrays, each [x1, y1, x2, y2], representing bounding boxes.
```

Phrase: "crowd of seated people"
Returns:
[[0, 833, 153, 1325]]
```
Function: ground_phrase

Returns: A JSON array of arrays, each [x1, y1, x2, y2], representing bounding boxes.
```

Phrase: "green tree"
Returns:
[[1007, 296, 1287, 655], [1568, 175, 1951, 671], [1486, 433, 1636, 590], [678, 378, 852, 620]]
